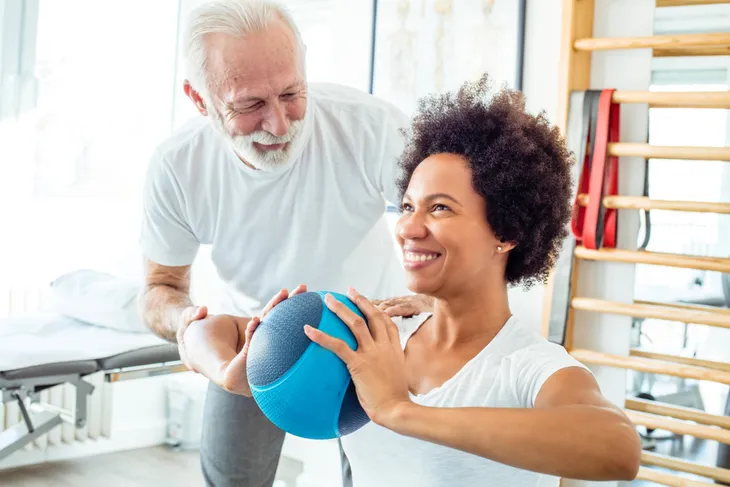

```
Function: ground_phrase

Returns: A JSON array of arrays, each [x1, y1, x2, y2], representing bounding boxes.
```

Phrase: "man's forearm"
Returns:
[[140, 284, 193, 342]]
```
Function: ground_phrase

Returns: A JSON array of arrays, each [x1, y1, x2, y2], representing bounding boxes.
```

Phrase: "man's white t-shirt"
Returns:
[[140, 83, 409, 315], [341, 313, 590, 487]]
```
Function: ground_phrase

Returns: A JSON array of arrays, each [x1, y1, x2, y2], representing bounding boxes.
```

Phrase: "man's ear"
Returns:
[[183, 80, 208, 116]]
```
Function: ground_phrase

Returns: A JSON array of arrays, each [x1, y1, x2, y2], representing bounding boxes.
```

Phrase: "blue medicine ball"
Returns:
[[246, 291, 370, 440]]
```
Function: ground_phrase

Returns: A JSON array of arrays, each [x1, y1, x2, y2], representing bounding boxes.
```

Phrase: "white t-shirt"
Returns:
[[341, 313, 589, 487], [140, 83, 409, 316]]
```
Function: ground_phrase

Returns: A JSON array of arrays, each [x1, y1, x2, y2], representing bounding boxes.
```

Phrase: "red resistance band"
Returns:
[[571, 89, 620, 250]]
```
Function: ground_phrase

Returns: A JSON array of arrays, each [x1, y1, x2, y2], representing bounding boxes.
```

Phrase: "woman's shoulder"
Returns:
[[392, 313, 432, 345]]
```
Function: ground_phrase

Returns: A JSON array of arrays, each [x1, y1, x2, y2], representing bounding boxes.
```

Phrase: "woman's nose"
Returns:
[[397, 212, 428, 240]]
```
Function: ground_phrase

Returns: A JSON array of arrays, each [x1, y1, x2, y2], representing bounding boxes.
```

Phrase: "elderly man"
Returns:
[[138, 0, 431, 486]]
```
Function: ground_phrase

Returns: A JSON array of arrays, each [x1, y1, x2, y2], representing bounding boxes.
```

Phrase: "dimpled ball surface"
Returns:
[[246, 291, 370, 439]]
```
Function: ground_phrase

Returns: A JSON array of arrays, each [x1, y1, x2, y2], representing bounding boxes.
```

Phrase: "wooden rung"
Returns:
[[636, 467, 715, 487], [572, 297, 730, 329], [574, 32, 730, 52], [628, 411, 730, 446], [657, 0, 730, 7], [569, 348, 730, 385], [654, 46, 730, 57], [612, 90, 730, 109], [630, 349, 730, 373], [626, 398, 730, 430], [642, 451, 730, 484], [574, 246, 730, 273], [576, 195, 730, 214], [634, 299, 730, 316], [607, 143, 730, 161]]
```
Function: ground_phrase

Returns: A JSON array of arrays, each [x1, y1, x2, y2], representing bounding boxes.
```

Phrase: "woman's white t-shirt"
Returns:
[[340, 313, 589, 487]]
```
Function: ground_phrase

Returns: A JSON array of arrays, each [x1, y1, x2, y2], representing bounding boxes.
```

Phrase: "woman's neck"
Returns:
[[426, 281, 512, 349]]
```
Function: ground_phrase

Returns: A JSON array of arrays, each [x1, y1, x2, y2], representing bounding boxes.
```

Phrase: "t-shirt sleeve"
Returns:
[[139, 153, 200, 266], [366, 104, 410, 207], [513, 342, 591, 408]]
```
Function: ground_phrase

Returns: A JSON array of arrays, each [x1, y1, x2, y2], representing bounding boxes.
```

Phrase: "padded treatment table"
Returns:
[[0, 313, 182, 462]]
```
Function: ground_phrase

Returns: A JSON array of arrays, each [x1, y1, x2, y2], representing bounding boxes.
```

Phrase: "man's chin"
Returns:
[[239, 148, 291, 172]]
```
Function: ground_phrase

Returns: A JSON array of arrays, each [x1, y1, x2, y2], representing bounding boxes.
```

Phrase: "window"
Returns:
[[0, 0, 378, 302], [172, 0, 375, 128], [0, 0, 180, 289], [633, 64, 730, 305]]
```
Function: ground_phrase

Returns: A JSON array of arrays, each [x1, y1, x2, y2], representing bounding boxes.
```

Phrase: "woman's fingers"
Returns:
[[324, 293, 374, 348], [244, 316, 261, 348], [261, 285, 308, 320], [304, 325, 356, 364], [347, 288, 392, 343], [385, 318, 401, 347], [261, 288, 289, 318], [290, 284, 307, 297]]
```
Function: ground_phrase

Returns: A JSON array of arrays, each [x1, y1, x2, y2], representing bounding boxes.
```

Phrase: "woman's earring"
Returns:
[[497, 246, 503, 252]]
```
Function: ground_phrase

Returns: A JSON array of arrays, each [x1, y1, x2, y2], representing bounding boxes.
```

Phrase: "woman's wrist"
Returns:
[[376, 399, 420, 433]]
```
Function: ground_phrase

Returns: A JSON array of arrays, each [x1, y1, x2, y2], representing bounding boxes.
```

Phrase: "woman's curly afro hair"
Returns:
[[396, 74, 574, 289]]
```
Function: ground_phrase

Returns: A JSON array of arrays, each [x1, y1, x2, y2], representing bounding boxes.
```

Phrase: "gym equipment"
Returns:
[[246, 291, 369, 440]]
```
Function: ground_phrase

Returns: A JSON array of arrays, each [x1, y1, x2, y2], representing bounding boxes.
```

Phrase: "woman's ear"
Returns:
[[496, 241, 517, 254]]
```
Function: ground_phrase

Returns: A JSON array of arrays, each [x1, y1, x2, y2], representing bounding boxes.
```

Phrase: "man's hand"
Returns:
[[179, 312, 252, 394], [372, 294, 434, 317], [176, 305, 209, 371], [179, 284, 308, 396]]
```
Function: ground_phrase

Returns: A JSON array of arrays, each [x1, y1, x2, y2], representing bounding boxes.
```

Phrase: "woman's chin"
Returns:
[[405, 276, 440, 298]]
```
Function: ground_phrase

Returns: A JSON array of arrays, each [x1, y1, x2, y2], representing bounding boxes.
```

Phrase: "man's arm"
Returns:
[[139, 257, 195, 342]]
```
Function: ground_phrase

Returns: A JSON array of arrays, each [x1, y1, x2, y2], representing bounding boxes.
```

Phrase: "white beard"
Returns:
[[210, 108, 305, 172]]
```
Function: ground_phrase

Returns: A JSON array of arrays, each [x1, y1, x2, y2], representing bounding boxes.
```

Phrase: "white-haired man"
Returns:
[[138, 0, 431, 486]]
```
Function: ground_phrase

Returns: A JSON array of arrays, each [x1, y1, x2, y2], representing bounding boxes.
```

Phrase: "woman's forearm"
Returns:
[[384, 403, 641, 481]]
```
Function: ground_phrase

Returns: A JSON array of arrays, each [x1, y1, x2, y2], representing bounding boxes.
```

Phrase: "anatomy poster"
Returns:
[[372, 0, 525, 116]]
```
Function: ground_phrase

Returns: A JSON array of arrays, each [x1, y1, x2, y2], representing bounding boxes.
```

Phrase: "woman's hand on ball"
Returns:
[[260, 284, 308, 320], [304, 287, 412, 428]]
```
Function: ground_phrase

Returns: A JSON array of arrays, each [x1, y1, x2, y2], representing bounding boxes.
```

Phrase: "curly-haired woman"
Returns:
[[298, 75, 642, 486]]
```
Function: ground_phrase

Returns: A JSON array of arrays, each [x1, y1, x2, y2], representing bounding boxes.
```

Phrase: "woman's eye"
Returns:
[[401, 203, 414, 212], [432, 204, 450, 212]]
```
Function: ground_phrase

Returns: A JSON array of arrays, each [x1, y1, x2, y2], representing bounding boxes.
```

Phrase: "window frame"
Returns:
[[0, 0, 39, 121]]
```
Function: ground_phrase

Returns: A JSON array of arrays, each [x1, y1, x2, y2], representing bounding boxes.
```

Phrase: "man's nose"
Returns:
[[262, 102, 289, 137]]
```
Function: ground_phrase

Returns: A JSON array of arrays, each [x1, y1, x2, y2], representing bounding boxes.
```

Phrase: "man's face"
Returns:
[[202, 19, 307, 171]]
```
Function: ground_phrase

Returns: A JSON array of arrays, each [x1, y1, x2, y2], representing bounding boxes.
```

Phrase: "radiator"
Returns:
[[0, 286, 113, 456]]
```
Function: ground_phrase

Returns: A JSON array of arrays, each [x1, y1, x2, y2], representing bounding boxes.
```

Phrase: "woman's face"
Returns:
[[396, 153, 509, 297]]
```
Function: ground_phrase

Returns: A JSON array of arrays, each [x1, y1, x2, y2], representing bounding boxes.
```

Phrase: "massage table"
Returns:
[[0, 312, 183, 463]]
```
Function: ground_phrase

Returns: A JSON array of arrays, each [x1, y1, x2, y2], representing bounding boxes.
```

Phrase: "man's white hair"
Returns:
[[185, 0, 305, 97]]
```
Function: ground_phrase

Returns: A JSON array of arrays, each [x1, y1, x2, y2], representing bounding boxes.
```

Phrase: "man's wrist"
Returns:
[[173, 305, 197, 339]]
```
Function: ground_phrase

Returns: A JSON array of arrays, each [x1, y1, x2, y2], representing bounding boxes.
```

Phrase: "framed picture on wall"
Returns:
[[370, 0, 526, 116]]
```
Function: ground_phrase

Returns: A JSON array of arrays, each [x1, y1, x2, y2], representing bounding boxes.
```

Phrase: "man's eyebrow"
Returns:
[[229, 94, 263, 106], [229, 83, 302, 106]]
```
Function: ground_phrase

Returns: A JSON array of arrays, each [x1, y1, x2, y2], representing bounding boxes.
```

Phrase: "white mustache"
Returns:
[[249, 129, 296, 145]]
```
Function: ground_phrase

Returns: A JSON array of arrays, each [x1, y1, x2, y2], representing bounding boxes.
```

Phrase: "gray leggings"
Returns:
[[200, 382, 352, 487]]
